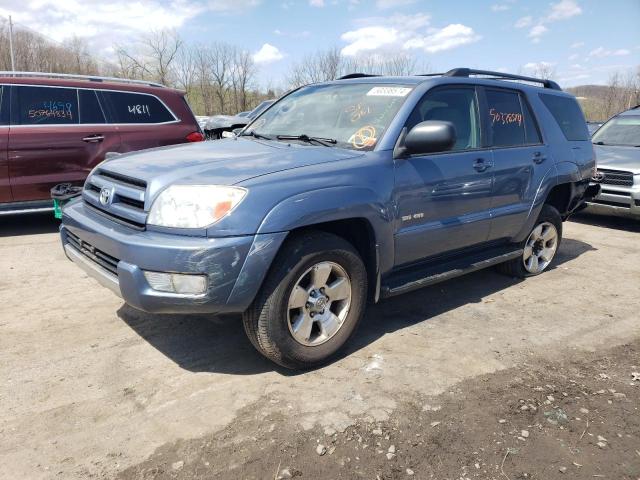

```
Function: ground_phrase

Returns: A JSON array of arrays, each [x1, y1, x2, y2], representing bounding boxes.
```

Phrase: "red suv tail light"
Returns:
[[186, 132, 205, 142]]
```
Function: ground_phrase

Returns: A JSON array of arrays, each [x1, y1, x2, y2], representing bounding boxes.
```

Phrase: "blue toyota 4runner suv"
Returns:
[[60, 68, 598, 369]]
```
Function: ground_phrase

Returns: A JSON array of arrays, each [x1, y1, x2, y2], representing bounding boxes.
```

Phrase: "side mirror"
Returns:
[[403, 120, 456, 156]]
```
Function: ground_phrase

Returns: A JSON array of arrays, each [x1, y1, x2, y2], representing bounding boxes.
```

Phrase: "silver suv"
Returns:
[[589, 106, 640, 218]]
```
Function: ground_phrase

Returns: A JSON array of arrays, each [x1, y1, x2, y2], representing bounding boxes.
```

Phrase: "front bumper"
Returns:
[[586, 178, 640, 218], [60, 200, 287, 314]]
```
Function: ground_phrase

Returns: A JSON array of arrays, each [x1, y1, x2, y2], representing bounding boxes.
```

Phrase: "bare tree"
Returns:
[[115, 29, 183, 84], [287, 47, 342, 87], [603, 71, 622, 119], [287, 47, 422, 88], [231, 49, 256, 112]]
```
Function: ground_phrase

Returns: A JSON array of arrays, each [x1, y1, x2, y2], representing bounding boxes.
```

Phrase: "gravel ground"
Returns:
[[0, 210, 639, 480]]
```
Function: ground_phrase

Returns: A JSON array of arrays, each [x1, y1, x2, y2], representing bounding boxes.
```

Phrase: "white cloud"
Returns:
[[491, 3, 511, 12], [515, 1, 580, 44], [528, 24, 548, 42], [404, 24, 482, 53], [341, 26, 400, 56], [253, 43, 285, 64], [523, 61, 555, 70], [309, 0, 325, 6], [568, 53, 579, 61], [547, 0, 582, 21], [376, 0, 415, 9], [588, 47, 631, 58], [570, 41, 585, 49], [514, 16, 533, 28], [273, 28, 311, 38], [0, 0, 259, 50], [389, 12, 431, 31], [341, 15, 480, 56]]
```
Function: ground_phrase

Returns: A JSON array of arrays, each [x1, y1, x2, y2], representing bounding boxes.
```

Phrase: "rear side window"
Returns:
[[539, 94, 589, 141], [79, 89, 106, 124], [522, 99, 542, 144], [15, 86, 79, 125], [98, 91, 175, 124]]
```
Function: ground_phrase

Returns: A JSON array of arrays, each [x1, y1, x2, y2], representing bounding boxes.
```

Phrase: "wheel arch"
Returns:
[[285, 218, 380, 302], [256, 186, 395, 303]]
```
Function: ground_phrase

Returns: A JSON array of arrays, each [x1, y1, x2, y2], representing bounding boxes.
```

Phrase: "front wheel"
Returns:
[[497, 204, 562, 278], [242, 231, 368, 369]]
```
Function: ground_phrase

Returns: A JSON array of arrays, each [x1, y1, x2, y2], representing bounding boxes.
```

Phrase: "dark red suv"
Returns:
[[0, 73, 203, 213]]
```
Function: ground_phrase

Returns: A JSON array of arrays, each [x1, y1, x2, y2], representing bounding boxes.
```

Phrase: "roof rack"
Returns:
[[0, 71, 167, 88], [443, 68, 562, 90], [337, 73, 381, 80]]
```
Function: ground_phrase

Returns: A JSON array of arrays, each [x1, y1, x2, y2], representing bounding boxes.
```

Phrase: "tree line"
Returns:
[[1, 19, 638, 120], [568, 69, 640, 122]]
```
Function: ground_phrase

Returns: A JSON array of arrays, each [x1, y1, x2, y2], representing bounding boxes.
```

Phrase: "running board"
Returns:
[[381, 247, 523, 298], [0, 200, 54, 216]]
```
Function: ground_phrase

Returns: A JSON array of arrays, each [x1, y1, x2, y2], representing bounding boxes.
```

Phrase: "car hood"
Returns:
[[98, 138, 362, 200], [595, 144, 640, 174], [204, 115, 249, 130]]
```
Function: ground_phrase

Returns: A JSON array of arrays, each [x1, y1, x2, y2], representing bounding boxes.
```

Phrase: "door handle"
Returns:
[[82, 134, 104, 143], [532, 151, 546, 164], [473, 158, 492, 172]]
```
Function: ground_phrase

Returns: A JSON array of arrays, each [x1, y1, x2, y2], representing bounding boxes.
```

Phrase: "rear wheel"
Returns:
[[497, 204, 562, 278], [242, 231, 367, 369]]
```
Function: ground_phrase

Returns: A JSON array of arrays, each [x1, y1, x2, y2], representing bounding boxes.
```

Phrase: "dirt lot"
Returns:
[[1, 211, 639, 480]]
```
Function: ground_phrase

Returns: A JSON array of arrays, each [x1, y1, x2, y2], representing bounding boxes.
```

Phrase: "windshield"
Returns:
[[245, 83, 414, 151], [592, 115, 640, 147]]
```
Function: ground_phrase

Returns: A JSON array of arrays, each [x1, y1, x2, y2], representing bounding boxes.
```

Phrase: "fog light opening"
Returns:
[[143, 271, 207, 295]]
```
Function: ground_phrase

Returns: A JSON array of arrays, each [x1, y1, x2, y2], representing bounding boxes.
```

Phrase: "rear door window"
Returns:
[[485, 89, 527, 147], [98, 91, 175, 124], [79, 89, 106, 124], [539, 93, 589, 141], [14, 86, 79, 125], [0, 86, 8, 125]]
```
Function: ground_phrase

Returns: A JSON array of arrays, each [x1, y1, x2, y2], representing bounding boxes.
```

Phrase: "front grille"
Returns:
[[83, 168, 147, 230], [595, 169, 634, 187], [66, 230, 120, 275]]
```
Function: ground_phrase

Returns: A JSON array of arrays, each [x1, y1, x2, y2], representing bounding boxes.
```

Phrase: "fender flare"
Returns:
[[257, 185, 395, 273], [514, 161, 580, 242]]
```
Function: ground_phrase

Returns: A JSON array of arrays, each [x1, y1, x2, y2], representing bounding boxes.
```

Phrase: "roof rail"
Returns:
[[443, 68, 562, 90], [0, 71, 167, 88], [337, 73, 381, 80]]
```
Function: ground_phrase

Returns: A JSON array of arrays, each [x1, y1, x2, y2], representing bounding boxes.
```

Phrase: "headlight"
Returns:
[[148, 185, 247, 228]]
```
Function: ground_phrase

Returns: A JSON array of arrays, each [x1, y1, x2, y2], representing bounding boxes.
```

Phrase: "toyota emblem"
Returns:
[[592, 171, 606, 182], [99, 187, 113, 206]]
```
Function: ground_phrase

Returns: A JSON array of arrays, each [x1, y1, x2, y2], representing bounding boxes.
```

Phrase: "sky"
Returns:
[[1, 0, 639, 88]]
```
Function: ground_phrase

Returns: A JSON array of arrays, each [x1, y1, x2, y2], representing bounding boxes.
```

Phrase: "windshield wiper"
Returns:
[[239, 131, 272, 140], [276, 134, 337, 147]]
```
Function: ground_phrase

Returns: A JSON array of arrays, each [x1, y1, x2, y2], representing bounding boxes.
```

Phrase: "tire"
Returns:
[[242, 231, 368, 369], [497, 204, 563, 278]]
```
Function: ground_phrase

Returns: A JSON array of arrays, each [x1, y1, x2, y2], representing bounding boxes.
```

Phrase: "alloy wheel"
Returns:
[[287, 261, 352, 346], [523, 221, 559, 274]]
